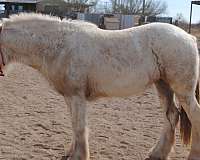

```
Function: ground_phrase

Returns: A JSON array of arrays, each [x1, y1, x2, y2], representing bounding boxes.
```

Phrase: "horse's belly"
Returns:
[[96, 72, 151, 97], [88, 47, 159, 99]]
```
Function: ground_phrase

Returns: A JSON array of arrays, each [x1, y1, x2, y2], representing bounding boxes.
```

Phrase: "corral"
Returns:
[[0, 13, 199, 160]]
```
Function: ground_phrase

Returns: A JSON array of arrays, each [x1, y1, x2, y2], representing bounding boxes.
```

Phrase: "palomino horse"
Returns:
[[0, 14, 199, 160]]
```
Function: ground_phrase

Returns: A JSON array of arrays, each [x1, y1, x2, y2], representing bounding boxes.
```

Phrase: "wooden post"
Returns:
[[5, 3, 10, 18]]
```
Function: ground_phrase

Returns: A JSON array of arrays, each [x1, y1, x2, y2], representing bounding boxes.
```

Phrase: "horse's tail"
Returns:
[[180, 107, 192, 145], [180, 37, 199, 145], [199, 47, 200, 79], [179, 35, 198, 145]]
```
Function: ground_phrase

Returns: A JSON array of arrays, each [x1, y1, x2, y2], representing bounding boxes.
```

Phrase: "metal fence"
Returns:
[[77, 13, 135, 30], [77, 13, 173, 30], [120, 14, 134, 29]]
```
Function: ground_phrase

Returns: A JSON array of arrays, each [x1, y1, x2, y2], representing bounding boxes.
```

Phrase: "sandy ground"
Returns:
[[0, 64, 191, 160]]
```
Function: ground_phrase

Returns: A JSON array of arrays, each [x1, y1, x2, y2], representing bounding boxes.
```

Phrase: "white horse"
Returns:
[[0, 13, 199, 160]]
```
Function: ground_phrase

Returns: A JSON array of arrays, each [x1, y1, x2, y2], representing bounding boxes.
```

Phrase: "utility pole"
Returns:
[[142, 0, 145, 16], [139, 0, 145, 25], [189, 2, 193, 33], [104, 1, 108, 12]]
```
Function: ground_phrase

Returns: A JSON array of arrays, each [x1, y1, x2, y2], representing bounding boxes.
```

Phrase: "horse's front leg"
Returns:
[[64, 93, 89, 160]]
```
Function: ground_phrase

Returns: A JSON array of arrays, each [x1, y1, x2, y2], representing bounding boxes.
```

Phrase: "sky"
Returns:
[[165, 0, 200, 23]]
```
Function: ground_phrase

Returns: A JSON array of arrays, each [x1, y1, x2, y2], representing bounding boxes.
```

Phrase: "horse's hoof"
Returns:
[[61, 156, 71, 160], [145, 158, 161, 160], [188, 158, 200, 160], [145, 157, 167, 160], [144, 157, 156, 160]]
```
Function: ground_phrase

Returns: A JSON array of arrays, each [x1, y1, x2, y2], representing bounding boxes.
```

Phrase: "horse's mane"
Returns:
[[5, 13, 61, 24], [3, 13, 97, 29]]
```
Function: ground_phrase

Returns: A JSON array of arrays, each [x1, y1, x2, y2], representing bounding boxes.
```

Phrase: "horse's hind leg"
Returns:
[[148, 80, 179, 160]]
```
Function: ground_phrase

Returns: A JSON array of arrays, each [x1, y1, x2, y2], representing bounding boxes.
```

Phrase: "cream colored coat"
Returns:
[[0, 14, 200, 160]]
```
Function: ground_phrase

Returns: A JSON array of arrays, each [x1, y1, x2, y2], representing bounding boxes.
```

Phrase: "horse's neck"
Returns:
[[18, 22, 64, 67]]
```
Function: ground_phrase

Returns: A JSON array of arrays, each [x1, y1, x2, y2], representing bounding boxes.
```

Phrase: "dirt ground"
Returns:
[[0, 64, 191, 160]]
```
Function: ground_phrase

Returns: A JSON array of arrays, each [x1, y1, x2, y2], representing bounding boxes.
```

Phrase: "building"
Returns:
[[0, 0, 93, 18], [37, 0, 92, 18], [0, 0, 38, 17]]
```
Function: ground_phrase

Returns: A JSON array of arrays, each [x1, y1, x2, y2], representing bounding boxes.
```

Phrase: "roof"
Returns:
[[36, 0, 93, 6], [0, 0, 94, 6], [0, 0, 39, 3], [192, 1, 200, 5]]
